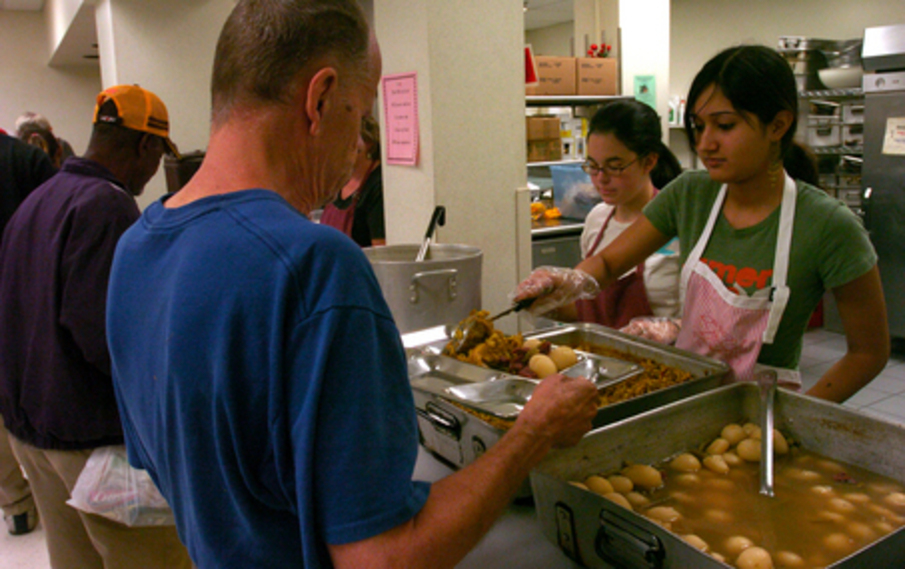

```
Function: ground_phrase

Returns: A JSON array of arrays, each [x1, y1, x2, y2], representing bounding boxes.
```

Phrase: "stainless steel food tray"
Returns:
[[404, 323, 729, 473], [409, 350, 643, 420], [530, 383, 905, 568]]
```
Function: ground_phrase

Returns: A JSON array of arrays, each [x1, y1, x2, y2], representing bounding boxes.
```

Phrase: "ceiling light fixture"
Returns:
[[523, 1, 528, 13]]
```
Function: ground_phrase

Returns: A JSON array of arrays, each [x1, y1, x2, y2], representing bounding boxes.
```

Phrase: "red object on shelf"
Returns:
[[525, 45, 538, 86]]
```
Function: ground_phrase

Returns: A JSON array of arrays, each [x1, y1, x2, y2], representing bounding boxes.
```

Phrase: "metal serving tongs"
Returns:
[[757, 369, 778, 497], [451, 298, 535, 354]]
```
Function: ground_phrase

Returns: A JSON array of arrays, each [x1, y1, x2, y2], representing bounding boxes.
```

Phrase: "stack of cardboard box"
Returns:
[[526, 56, 618, 97], [526, 116, 562, 163]]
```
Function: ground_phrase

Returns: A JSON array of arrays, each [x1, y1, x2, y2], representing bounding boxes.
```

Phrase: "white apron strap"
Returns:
[[762, 173, 797, 344], [680, 184, 727, 301]]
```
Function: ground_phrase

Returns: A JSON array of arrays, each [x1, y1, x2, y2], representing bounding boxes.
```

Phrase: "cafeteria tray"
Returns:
[[531, 383, 905, 568]]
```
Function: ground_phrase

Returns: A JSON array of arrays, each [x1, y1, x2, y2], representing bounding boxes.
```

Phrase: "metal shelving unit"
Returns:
[[797, 87, 865, 214], [526, 95, 631, 108]]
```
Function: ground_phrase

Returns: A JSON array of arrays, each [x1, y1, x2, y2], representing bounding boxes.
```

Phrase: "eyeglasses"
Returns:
[[581, 156, 640, 177]]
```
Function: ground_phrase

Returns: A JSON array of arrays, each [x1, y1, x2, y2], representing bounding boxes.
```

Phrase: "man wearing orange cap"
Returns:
[[0, 85, 191, 568]]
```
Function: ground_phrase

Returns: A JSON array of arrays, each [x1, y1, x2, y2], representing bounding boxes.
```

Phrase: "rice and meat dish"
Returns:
[[442, 310, 695, 412], [578, 343, 695, 406]]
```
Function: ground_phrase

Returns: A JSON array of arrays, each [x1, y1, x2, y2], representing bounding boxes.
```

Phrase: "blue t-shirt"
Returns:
[[107, 190, 429, 568]]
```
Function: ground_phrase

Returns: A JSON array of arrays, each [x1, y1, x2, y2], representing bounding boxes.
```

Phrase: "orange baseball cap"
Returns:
[[93, 85, 179, 157]]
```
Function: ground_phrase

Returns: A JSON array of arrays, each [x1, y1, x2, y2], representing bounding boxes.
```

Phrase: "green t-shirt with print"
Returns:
[[644, 170, 876, 369]]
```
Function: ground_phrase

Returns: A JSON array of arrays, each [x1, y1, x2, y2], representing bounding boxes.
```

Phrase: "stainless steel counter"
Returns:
[[413, 446, 580, 568], [530, 217, 584, 238]]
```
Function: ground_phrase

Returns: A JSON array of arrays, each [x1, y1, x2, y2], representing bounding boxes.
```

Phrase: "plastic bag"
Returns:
[[619, 317, 682, 345], [512, 266, 601, 316], [67, 445, 175, 527]]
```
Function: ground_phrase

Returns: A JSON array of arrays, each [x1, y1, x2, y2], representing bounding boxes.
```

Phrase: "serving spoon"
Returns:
[[451, 298, 534, 354], [757, 369, 778, 497]]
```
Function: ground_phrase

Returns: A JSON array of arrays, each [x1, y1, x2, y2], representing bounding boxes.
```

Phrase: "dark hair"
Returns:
[[588, 100, 683, 189], [783, 141, 819, 186], [684, 45, 799, 159], [361, 115, 380, 161], [211, 0, 370, 123]]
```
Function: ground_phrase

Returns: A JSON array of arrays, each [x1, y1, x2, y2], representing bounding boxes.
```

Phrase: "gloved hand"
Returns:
[[512, 266, 601, 316]]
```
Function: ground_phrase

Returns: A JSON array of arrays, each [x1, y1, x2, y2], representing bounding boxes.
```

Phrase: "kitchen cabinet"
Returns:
[[798, 87, 865, 216]]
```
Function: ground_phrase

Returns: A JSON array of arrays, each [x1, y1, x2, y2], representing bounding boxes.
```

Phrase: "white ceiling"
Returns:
[[1, 0, 570, 65], [524, 0, 573, 31], [0, 0, 44, 10]]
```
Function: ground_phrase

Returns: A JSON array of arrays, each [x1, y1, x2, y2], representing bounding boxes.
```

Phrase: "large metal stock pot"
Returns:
[[364, 244, 482, 334]]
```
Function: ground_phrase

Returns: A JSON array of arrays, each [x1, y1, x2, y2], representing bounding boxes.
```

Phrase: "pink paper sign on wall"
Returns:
[[382, 72, 419, 166]]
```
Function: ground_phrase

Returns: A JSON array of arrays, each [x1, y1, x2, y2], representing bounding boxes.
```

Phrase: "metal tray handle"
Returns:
[[419, 401, 461, 441], [596, 508, 664, 569]]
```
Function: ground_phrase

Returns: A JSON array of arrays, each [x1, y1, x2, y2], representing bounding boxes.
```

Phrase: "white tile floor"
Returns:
[[2, 329, 904, 568], [802, 329, 905, 426]]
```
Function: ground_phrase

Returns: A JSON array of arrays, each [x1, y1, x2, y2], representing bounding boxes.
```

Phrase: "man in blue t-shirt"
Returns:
[[106, 2, 600, 568]]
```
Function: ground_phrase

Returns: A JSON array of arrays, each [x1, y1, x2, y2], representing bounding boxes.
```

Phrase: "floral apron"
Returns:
[[675, 173, 801, 388]]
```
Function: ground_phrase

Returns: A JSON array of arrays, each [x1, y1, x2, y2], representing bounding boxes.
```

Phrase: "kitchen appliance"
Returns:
[[364, 244, 481, 334], [860, 24, 905, 339], [779, 36, 863, 91], [404, 322, 729, 480], [531, 382, 905, 568]]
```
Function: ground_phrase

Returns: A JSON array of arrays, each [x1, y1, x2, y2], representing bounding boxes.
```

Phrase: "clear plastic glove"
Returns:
[[512, 266, 601, 316], [619, 317, 682, 345]]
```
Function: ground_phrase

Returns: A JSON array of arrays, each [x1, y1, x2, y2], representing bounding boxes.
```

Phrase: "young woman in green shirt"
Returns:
[[515, 45, 889, 403]]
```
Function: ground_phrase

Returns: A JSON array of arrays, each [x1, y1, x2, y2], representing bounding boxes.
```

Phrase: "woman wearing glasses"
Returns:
[[515, 45, 888, 403], [553, 100, 682, 332]]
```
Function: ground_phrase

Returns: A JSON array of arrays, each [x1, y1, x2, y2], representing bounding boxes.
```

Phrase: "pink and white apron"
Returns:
[[675, 173, 801, 388]]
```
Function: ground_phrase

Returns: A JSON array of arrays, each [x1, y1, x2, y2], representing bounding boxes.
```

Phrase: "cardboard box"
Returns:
[[576, 57, 617, 96], [526, 56, 576, 96], [527, 139, 562, 163], [526, 116, 561, 141]]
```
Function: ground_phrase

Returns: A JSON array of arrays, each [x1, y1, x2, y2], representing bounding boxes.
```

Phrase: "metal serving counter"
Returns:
[[414, 446, 580, 568]]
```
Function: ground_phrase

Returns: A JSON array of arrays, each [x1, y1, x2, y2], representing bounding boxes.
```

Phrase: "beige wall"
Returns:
[[0, 11, 100, 154], [670, 0, 905, 100], [94, 0, 234, 208], [376, 1, 529, 322], [1, 1, 231, 208], [668, 0, 905, 165], [526, 22, 574, 57]]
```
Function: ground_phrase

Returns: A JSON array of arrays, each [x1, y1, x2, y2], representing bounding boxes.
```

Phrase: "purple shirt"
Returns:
[[0, 158, 139, 449]]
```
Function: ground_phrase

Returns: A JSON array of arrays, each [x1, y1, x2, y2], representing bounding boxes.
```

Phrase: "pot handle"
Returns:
[[595, 508, 664, 569], [409, 268, 458, 304]]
